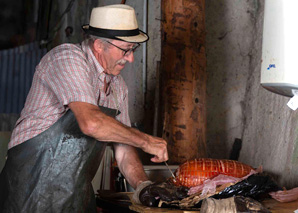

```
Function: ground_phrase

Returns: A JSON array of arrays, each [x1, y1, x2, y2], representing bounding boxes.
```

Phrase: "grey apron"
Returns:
[[0, 106, 119, 213]]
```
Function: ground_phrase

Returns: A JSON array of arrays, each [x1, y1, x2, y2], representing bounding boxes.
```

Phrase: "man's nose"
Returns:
[[124, 52, 134, 63]]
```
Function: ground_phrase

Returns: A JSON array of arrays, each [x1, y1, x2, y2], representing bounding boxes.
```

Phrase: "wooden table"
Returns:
[[96, 191, 298, 213], [262, 199, 298, 213], [130, 199, 298, 213]]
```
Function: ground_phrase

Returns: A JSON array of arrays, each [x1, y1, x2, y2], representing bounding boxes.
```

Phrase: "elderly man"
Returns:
[[0, 4, 168, 212]]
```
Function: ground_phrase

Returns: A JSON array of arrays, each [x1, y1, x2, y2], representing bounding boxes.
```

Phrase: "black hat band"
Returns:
[[88, 26, 139, 37]]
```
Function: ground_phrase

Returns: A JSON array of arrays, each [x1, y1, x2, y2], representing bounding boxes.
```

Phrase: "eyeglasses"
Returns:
[[105, 41, 140, 56]]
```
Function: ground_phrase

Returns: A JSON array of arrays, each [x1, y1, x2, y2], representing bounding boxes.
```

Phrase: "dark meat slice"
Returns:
[[211, 173, 281, 200]]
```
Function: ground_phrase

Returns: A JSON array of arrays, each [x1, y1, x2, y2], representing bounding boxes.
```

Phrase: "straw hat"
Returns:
[[82, 4, 149, 43]]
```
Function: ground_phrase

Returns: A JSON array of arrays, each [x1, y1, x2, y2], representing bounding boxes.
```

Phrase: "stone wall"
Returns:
[[205, 0, 298, 188]]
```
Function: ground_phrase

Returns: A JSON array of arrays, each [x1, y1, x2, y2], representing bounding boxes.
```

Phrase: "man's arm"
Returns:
[[113, 143, 148, 189], [68, 101, 168, 162]]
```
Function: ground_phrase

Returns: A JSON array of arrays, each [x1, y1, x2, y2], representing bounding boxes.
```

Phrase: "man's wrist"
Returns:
[[137, 180, 152, 188], [132, 180, 153, 204], [136, 179, 150, 188]]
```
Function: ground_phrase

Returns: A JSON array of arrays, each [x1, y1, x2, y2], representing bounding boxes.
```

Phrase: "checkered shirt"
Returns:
[[9, 40, 131, 149]]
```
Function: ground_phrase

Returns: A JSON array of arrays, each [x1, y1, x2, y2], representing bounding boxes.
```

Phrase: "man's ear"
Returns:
[[93, 39, 104, 53]]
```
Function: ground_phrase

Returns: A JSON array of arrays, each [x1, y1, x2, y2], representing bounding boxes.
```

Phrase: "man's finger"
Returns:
[[150, 155, 163, 163]]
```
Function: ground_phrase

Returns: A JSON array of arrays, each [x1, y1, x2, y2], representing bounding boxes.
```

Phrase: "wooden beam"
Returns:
[[161, 0, 207, 164]]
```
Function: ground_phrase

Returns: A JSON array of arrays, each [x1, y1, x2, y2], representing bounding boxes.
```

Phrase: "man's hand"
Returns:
[[137, 131, 168, 163], [269, 187, 298, 202]]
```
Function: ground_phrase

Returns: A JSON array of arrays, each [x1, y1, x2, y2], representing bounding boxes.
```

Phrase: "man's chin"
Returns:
[[114, 65, 125, 74], [118, 63, 126, 69], [110, 69, 122, 76]]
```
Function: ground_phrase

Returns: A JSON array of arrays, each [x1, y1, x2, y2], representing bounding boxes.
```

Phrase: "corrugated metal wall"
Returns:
[[0, 42, 47, 113]]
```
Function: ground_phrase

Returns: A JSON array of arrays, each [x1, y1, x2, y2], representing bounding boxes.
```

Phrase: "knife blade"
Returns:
[[164, 161, 176, 181]]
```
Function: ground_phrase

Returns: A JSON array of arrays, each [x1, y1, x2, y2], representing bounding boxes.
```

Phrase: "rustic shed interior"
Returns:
[[0, 0, 298, 192]]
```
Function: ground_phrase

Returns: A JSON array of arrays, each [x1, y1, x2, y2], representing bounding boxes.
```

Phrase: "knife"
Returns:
[[164, 161, 176, 181]]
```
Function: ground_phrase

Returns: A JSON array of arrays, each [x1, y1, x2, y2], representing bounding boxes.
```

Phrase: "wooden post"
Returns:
[[161, 0, 207, 164]]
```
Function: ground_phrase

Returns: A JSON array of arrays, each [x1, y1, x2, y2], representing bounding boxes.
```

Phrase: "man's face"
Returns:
[[95, 39, 138, 76]]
